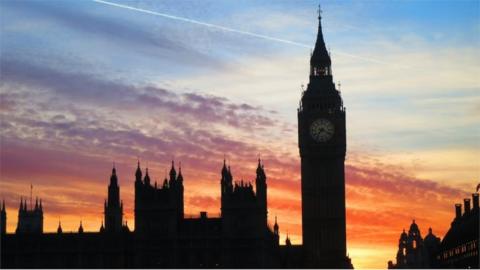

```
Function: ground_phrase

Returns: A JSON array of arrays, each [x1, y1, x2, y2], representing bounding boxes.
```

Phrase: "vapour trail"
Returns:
[[92, 0, 403, 67], [92, 0, 310, 48]]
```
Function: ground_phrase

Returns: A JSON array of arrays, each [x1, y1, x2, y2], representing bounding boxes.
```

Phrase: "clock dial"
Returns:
[[309, 119, 335, 142]]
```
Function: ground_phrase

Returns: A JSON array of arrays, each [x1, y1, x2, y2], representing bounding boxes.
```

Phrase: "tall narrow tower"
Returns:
[[1, 200, 6, 234], [105, 165, 123, 232], [255, 158, 267, 226], [298, 7, 349, 268]]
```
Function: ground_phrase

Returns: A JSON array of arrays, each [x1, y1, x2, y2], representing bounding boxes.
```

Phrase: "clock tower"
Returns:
[[298, 8, 350, 268]]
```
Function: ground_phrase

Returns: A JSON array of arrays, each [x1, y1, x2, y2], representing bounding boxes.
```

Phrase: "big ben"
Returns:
[[298, 9, 350, 268]]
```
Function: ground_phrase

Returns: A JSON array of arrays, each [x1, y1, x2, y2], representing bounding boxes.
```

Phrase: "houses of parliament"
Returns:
[[0, 10, 353, 268]]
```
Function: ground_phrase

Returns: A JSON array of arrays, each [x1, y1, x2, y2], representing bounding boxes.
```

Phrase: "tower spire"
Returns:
[[310, 4, 331, 77], [135, 159, 142, 182], [169, 160, 177, 182]]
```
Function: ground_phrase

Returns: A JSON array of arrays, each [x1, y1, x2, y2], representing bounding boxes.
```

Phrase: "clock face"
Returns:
[[309, 118, 335, 142]]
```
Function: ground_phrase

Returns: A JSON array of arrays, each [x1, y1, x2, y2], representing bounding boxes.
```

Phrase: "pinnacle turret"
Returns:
[[169, 160, 177, 181], [135, 160, 142, 182], [57, 221, 62, 233], [177, 163, 183, 183], [144, 168, 151, 185], [110, 165, 118, 186], [78, 221, 84, 233]]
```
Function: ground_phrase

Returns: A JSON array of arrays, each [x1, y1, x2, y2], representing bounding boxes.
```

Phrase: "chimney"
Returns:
[[200, 211, 207, 219], [464, 198, 471, 214], [473, 193, 479, 210], [455, 204, 462, 219]]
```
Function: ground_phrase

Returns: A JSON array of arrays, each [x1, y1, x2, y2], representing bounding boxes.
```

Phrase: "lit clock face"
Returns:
[[309, 118, 334, 142]]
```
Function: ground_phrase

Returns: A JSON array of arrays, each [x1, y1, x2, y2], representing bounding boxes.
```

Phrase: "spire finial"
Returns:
[[318, 3, 322, 19]]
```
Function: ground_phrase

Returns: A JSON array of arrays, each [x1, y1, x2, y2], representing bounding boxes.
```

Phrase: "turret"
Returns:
[[19, 198, 23, 213], [273, 216, 280, 245], [273, 216, 279, 235], [169, 160, 176, 185], [1, 200, 6, 234], [177, 165, 183, 183], [100, 221, 105, 233], [57, 221, 62, 234], [221, 159, 232, 211], [144, 168, 151, 186], [135, 160, 142, 183], [255, 158, 267, 223], [175, 163, 184, 220], [105, 165, 123, 232], [78, 221, 84, 233]]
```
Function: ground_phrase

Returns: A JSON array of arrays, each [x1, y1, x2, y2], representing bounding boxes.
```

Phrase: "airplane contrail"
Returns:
[[92, 0, 404, 67], [93, 0, 310, 48]]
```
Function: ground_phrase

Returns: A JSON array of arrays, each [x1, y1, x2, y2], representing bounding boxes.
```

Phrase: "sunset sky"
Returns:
[[1, 0, 479, 268]]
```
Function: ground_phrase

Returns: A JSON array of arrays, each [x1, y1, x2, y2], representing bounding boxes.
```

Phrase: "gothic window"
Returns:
[[413, 240, 416, 249]]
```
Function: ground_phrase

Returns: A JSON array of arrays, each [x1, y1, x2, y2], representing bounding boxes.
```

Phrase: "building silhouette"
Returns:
[[15, 197, 43, 234], [388, 220, 441, 268], [297, 6, 351, 269], [0, 8, 352, 269], [1, 201, 6, 235], [105, 166, 123, 233], [1, 160, 281, 268], [436, 192, 479, 268], [388, 191, 479, 268]]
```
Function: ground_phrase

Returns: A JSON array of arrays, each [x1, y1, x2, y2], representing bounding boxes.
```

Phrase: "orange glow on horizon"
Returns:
[[1, 152, 472, 269]]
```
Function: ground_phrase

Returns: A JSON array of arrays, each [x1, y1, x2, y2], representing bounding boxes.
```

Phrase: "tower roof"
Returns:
[[57, 221, 62, 233], [144, 168, 151, 184], [409, 219, 419, 233], [177, 163, 183, 182], [78, 221, 84, 233], [310, 5, 331, 67], [110, 165, 118, 185], [170, 160, 176, 176], [222, 159, 228, 175], [135, 160, 142, 182]]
